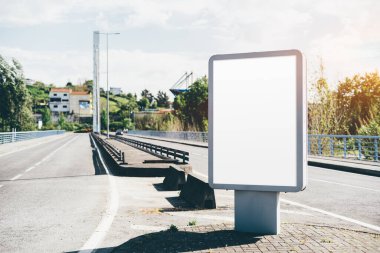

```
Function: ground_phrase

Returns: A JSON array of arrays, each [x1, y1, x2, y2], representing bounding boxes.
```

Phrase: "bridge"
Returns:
[[0, 130, 379, 252]]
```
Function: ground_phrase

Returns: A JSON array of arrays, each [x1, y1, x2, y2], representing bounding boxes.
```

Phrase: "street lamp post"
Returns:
[[99, 32, 120, 138]]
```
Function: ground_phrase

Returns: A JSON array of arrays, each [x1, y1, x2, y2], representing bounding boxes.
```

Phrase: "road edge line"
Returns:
[[79, 135, 119, 253], [281, 198, 380, 233]]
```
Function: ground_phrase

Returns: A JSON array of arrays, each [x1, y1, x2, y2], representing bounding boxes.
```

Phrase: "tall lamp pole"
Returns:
[[99, 32, 120, 138]]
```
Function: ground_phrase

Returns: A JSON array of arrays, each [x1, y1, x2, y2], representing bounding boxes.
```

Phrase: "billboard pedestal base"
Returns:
[[235, 190, 280, 235]]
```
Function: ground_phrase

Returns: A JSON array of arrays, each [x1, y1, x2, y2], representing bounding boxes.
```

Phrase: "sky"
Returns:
[[0, 0, 379, 99]]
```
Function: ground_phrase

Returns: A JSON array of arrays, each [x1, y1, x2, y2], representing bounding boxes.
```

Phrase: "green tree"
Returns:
[[122, 118, 134, 130], [173, 76, 208, 131], [100, 109, 107, 130], [141, 89, 154, 103], [58, 113, 65, 129], [0, 55, 35, 131], [308, 63, 346, 135], [336, 71, 380, 134], [156, 90, 170, 108], [138, 97, 149, 111], [150, 100, 158, 109], [41, 107, 51, 126]]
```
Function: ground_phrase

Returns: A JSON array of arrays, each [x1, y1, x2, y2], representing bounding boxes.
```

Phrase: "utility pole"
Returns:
[[92, 31, 100, 133]]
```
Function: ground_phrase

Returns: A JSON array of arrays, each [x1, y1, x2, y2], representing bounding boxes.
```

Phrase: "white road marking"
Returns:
[[281, 198, 380, 232], [0, 134, 68, 157], [309, 178, 380, 193], [35, 135, 79, 164], [79, 135, 119, 253], [25, 166, 35, 172], [130, 224, 167, 232], [10, 174, 22, 181], [8, 135, 79, 181], [191, 152, 202, 156], [0, 185, 3, 189], [167, 211, 234, 222], [281, 209, 313, 216]]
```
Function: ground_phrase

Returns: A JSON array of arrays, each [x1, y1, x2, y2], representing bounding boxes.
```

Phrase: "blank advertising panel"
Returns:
[[209, 50, 306, 192]]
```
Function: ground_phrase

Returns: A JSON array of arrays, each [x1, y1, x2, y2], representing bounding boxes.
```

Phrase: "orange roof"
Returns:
[[71, 91, 89, 95], [50, 88, 71, 93]]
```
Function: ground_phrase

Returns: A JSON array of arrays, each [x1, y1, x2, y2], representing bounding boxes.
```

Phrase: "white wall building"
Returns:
[[48, 88, 92, 117], [49, 88, 71, 113]]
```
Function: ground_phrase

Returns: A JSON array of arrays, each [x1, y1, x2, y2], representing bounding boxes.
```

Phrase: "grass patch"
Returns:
[[188, 220, 197, 226]]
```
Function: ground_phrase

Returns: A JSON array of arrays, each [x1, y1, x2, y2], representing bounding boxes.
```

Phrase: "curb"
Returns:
[[179, 174, 216, 209], [308, 160, 380, 177], [91, 134, 172, 177]]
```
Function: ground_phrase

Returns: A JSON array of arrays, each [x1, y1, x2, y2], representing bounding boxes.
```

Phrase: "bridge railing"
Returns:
[[308, 134, 379, 162], [0, 130, 65, 145], [129, 130, 379, 162], [128, 130, 208, 143], [114, 135, 189, 164]]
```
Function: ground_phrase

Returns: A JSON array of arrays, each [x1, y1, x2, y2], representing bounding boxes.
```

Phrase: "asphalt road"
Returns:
[[123, 134, 380, 228], [0, 133, 110, 252], [1, 133, 379, 252]]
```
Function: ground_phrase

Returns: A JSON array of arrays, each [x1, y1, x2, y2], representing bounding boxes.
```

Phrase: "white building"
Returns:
[[49, 88, 71, 113], [110, 87, 122, 95], [49, 88, 92, 117]]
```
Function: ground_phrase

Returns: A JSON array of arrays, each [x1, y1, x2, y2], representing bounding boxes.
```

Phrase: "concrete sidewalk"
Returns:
[[309, 156, 380, 177], [115, 222, 380, 253], [126, 133, 208, 148], [91, 135, 380, 252], [89, 175, 380, 253]]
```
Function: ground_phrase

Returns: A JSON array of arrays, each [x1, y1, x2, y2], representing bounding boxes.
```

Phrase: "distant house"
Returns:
[[48, 88, 92, 117], [110, 87, 122, 95], [49, 88, 71, 113], [70, 91, 92, 116]]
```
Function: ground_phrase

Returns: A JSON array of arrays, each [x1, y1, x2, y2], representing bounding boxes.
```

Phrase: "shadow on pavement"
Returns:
[[67, 229, 261, 253], [92, 149, 107, 175]]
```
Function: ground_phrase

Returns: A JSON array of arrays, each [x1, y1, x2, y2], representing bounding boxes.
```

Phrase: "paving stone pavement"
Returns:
[[112, 222, 380, 253]]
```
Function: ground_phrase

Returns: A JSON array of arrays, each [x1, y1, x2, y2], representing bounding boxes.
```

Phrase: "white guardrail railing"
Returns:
[[0, 130, 65, 144], [128, 130, 208, 143], [128, 131, 380, 162]]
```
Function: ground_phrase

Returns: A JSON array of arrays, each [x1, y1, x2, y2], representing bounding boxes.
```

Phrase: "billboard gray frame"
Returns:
[[208, 49, 306, 192]]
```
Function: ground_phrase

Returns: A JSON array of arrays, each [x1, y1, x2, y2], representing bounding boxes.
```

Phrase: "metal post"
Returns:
[[343, 137, 347, 158], [235, 191, 280, 234], [330, 137, 334, 157], [374, 138, 378, 161], [318, 136, 322, 156], [307, 136, 311, 155], [358, 139, 362, 160], [93, 31, 100, 133], [106, 33, 110, 138]]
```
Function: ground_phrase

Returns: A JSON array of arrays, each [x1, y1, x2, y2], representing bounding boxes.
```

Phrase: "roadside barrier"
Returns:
[[0, 130, 65, 144], [112, 135, 189, 164], [179, 174, 216, 209], [128, 130, 208, 143], [163, 165, 192, 191]]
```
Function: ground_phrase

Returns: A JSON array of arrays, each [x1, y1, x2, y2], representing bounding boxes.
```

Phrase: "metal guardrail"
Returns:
[[0, 130, 65, 144], [128, 130, 208, 143], [113, 135, 189, 164], [130, 131, 379, 162], [92, 133, 125, 163], [308, 134, 379, 162]]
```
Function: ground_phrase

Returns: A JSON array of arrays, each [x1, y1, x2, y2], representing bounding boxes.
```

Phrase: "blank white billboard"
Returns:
[[209, 50, 306, 192]]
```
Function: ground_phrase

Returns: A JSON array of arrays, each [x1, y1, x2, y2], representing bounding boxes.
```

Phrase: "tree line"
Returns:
[[1, 54, 379, 136], [308, 64, 380, 136]]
